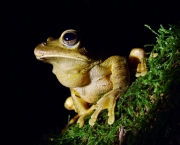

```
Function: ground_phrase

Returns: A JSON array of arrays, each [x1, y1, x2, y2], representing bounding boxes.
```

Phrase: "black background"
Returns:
[[1, 1, 180, 145]]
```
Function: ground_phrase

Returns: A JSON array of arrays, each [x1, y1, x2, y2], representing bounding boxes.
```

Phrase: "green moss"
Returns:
[[47, 24, 180, 145]]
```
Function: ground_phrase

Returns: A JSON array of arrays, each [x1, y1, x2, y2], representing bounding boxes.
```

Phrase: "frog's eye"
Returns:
[[62, 31, 79, 46]]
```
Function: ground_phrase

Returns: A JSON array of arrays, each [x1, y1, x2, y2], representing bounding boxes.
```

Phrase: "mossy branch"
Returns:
[[47, 24, 180, 145]]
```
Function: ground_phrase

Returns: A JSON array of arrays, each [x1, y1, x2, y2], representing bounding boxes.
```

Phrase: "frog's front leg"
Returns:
[[65, 56, 130, 128], [89, 88, 122, 126], [89, 56, 130, 126]]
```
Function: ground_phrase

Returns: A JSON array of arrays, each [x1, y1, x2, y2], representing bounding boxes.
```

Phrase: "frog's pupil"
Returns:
[[64, 33, 77, 41]]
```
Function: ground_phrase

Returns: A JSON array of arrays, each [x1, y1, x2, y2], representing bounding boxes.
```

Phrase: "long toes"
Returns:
[[108, 115, 115, 125], [89, 109, 102, 126], [77, 117, 85, 128], [89, 118, 96, 126]]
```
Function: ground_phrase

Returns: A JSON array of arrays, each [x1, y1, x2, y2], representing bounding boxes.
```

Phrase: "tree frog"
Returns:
[[34, 29, 146, 128]]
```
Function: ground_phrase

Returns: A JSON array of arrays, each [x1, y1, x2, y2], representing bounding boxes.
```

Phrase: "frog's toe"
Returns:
[[89, 109, 101, 126], [108, 115, 115, 125], [77, 116, 85, 128], [107, 103, 116, 124], [89, 118, 96, 126]]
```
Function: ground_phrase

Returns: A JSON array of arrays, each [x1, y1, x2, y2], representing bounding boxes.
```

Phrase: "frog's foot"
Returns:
[[136, 59, 147, 77], [89, 89, 120, 126], [77, 105, 96, 128], [76, 89, 121, 128]]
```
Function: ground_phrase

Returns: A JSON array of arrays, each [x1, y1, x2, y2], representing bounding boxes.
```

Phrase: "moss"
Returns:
[[47, 24, 180, 145]]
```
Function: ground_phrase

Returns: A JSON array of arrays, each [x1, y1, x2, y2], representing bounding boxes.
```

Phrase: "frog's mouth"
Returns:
[[34, 49, 93, 62], [35, 54, 91, 62], [36, 56, 48, 61]]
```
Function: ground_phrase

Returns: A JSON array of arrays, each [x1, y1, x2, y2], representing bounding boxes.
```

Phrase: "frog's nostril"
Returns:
[[41, 42, 47, 46]]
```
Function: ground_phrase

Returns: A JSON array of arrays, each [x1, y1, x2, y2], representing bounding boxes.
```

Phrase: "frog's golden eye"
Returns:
[[62, 31, 79, 46]]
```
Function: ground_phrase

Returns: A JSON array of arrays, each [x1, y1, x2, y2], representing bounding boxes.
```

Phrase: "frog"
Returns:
[[34, 29, 146, 129]]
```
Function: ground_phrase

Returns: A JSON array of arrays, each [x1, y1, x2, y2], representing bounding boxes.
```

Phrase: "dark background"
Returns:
[[1, 1, 180, 145]]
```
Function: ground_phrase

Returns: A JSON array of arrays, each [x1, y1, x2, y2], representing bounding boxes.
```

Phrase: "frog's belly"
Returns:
[[73, 75, 113, 103]]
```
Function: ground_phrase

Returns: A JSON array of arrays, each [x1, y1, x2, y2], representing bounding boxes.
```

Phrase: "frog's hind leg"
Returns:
[[62, 114, 79, 133], [128, 48, 147, 78], [63, 94, 89, 131]]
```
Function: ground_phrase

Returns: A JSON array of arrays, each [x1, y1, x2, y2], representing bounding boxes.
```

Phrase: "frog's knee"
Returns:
[[64, 96, 75, 111], [128, 48, 146, 76], [129, 48, 146, 60]]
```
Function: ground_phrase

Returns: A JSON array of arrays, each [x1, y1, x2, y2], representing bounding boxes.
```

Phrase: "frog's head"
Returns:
[[34, 29, 93, 63]]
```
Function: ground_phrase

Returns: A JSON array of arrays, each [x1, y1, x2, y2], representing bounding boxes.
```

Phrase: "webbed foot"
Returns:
[[89, 89, 120, 126]]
